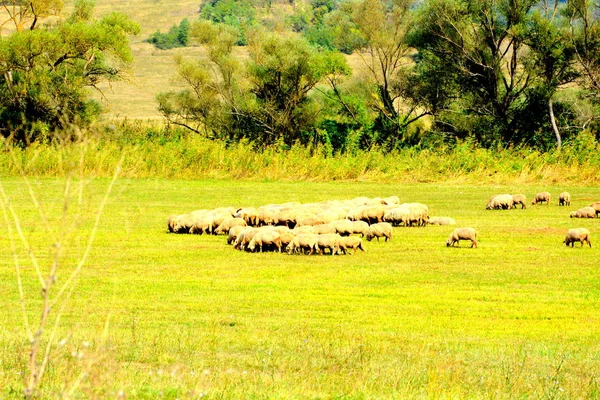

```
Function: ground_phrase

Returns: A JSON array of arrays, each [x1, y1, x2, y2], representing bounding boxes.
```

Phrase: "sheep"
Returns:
[[570, 206, 596, 219], [233, 227, 259, 251], [167, 214, 178, 233], [247, 231, 282, 253], [512, 194, 527, 209], [295, 216, 323, 227], [286, 234, 319, 255], [590, 201, 600, 217], [171, 214, 197, 234], [365, 222, 393, 242], [402, 203, 430, 226], [190, 216, 215, 235], [563, 228, 592, 248], [351, 221, 370, 237], [532, 191, 551, 205], [338, 236, 366, 254], [427, 217, 456, 226], [214, 217, 247, 235], [293, 225, 316, 234], [446, 227, 478, 248], [486, 194, 513, 210], [356, 206, 386, 224], [227, 225, 247, 245], [317, 233, 343, 255], [382, 195, 400, 205], [559, 192, 571, 206], [330, 219, 354, 236], [234, 207, 260, 226], [383, 206, 411, 226]]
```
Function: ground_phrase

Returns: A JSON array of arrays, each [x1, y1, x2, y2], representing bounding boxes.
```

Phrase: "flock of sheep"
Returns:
[[167, 191, 598, 254], [167, 195, 456, 255], [486, 191, 598, 248]]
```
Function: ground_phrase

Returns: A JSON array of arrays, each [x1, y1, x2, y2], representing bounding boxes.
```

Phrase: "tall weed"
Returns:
[[1, 124, 599, 184]]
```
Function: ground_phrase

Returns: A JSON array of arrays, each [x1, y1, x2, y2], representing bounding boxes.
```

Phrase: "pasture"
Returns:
[[1, 177, 600, 398]]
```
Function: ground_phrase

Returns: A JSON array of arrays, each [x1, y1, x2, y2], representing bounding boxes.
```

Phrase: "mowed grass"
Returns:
[[1, 178, 600, 398]]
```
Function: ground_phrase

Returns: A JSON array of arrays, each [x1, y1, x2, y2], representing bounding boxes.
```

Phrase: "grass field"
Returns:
[[1, 176, 600, 398]]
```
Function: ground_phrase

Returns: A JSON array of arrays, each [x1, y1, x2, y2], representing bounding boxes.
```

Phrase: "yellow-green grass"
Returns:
[[1, 177, 600, 398]]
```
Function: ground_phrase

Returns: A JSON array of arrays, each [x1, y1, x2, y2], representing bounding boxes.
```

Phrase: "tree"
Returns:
[[0, 0, 63, 34], [521, 0, 579, 148], [339, 0, 430, 150], [157, 21, 350, 148], [0, 1, 140, 143]]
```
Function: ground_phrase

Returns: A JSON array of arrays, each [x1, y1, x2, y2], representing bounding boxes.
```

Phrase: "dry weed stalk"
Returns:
[[0, 140, 122, 399]]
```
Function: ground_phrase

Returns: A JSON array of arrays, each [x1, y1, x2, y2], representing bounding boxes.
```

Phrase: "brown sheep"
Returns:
[[570, 207, 596, 219], [512, 194, 527, 209], [564, 228, 592, 248], [559, 192, 571, 206], [532, 191, 551, 205], [446, 228, 478, 248]]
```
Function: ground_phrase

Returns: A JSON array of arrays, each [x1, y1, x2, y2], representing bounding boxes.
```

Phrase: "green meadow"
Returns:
[[1, 176, 599, 398]]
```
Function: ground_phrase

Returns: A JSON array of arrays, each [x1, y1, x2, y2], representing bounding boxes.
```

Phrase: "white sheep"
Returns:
[[317, 233, 342, 255], [365, 222, 393, 242], [446, 228, 478, 248], [427, 217, 456, 226], [338, 236, 366, 254], [511, 194, 527, 209], [564, 228, 591, 248], [247, 231, 282, 253], [286, 234, 319, 255]]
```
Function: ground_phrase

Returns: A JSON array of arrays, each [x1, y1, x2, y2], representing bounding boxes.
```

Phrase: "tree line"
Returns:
[[2, 0, 600, 152]]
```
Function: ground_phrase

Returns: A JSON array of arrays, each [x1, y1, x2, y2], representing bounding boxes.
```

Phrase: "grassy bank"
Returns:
[[2, 126, 600, 184], [1, 175, 600, 398]]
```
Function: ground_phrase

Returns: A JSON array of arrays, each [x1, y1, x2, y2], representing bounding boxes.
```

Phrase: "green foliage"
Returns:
[[147, 18, 190, 50], [0, 6, 139, 144], [199, 0, 257, 45], [158, 24, 351, 149]]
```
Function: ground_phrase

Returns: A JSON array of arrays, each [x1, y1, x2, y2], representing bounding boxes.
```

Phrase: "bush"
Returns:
[[147, 19, 190, 50]]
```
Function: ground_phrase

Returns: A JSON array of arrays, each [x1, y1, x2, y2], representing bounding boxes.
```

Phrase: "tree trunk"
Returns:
[[549, 98, 561, 149]]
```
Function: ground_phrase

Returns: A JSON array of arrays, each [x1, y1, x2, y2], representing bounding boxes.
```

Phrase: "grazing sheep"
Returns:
[[383, 206, 411, 226], [357, 206, 386, 224], [214, 217, 247, 235], [570, 206, 596, 219], [351, 221, 370, 237], [247, 231, 282, 253], [167, 215, 178, 233], [590, 202, 600, 217], [190, 216, 215, 235], [294, 225, 316, 234], [286, 234, 319, 255], [559, 192, 571, 206], [234, 207, 260, 226], [172, 214, 196, 234], [330, 219, 354, 236], [233, 228, 259, 251], [486, 194, 514, 210], [317, 233, 343, 255], [532, 191, 551, 205], [563, 228, 592, 248], [427, 217, 456, 226], [338, 236, 366, 254], [512, 194, 527, 209], [446, 228, 478, 248], [227, 225, 247, 245], [296, 216, 323, 227], [365, 222, 393, 242], [382, 195, 400, 205]]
